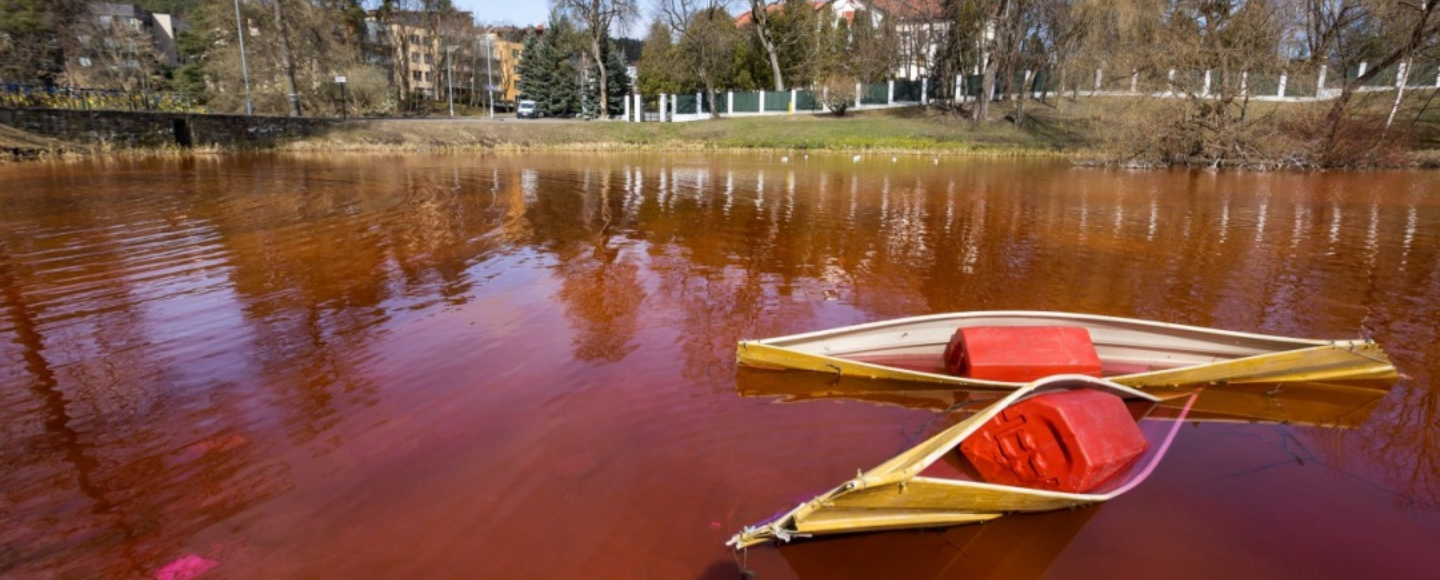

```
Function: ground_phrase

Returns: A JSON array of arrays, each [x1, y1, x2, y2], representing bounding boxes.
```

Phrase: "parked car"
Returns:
[[517, 100, 538, 119]]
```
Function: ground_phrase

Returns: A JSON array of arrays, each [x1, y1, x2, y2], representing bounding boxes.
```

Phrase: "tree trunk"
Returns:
[[592, 38, 608, 118], [272, 0, 302, 117], [1384, 56, 1413, 132], [1015, 71, 1033, 126], [751, 1, 785, 91], [977, 53, 996, 122], [1325, 2, 1438, 140]]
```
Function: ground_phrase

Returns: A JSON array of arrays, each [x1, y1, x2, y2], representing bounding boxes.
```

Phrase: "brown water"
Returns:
[[1, 153, 1437, 580]]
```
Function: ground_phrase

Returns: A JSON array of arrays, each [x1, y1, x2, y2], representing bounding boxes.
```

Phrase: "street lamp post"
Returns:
[[232, 0, 253, 116]]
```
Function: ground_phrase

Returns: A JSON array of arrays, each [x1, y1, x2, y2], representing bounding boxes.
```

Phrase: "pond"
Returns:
[[0, 153, 1437, 579]]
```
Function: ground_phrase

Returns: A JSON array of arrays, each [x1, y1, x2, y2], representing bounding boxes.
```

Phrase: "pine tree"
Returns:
[[583, 41, 630, 118], [516, 33, 543, 103], [516, 25, 579, 117]]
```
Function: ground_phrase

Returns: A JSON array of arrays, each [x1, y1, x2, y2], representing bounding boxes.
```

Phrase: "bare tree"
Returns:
[[268, 0, 303, 116], [654, 0, 740, 119], [556, 0, 639, 119], [747, 0, 786, 90], [1322, 0, 1440, 148]]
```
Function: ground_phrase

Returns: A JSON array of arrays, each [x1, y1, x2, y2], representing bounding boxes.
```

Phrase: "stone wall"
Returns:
[[0, 108, 336, 150]]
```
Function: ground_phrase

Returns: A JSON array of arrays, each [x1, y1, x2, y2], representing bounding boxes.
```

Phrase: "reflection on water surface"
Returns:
[[0, 153, 1438, 579]]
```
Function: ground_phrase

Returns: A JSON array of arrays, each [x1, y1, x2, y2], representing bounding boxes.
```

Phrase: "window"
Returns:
[[411, 52, 420, 63], [424, 54, 432, 64], [410, 34, 421, 44], [412, 71, 422, 81], [424, 72, 432, 82]]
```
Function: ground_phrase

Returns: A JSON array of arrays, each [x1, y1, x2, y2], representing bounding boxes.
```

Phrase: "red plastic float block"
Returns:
[[943, 326, 1103, 381], [958, 390, 1148, 493]]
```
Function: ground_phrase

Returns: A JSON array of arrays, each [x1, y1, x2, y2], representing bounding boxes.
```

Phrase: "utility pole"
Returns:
[[232, 0, 253, 116]]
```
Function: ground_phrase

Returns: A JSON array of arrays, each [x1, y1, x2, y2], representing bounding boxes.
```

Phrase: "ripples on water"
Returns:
[[0, 154, 1438, 579]]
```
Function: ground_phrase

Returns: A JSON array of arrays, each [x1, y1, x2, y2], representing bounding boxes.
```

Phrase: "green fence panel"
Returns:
[[795, 89, 821, 111], [675, 94, 697, 115], [962, 74, 984, 97], [763, 90, 791, 112], [1287, 71, 1319, 97], [1030, 70, 1053, 94], [1362, 65, 1398, 87], [1408, 64, 1439, 87], [1249, 74, 1281, 96], [732, 91, 759, 113], [927, 76, 945, 100], [894, 80, 922, 102], [861, 83, 888, 104], [1217, 72, 1246, 95]]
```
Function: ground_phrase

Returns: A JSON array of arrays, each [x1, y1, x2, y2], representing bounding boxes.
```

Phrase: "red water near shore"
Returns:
[[0, 153, 1437, 579]]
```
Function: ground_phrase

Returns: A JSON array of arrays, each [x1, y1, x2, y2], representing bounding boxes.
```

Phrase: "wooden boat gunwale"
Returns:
[[727, 375, 1195, 549], [737, 310, 1396, 389]]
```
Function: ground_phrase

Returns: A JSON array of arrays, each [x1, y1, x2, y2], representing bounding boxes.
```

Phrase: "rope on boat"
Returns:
[[731, 545, 755, 579], [1337, 341, 1393, 366], [904, 398, 993, 447]]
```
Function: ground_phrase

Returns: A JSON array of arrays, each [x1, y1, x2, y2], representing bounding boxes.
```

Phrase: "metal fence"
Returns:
[[1, 84, 205, 113]]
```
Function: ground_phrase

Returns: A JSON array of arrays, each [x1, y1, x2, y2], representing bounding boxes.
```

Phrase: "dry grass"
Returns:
[[0, 124, 72, 160], [282, 108, 1073, 157]]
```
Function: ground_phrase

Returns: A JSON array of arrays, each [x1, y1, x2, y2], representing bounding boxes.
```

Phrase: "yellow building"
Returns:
[[482, 33, 523, 105]]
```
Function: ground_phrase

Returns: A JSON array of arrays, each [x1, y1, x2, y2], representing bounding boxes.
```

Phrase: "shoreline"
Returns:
[[5, 103, 1437, 168]]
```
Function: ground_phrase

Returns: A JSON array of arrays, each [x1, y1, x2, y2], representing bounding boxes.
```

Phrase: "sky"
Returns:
[[449, 0, 654, 35], [450, 0, 552, 27]]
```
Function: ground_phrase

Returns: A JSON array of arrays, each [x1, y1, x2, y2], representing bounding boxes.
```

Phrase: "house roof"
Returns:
[[735, 1, 835, 26], [865, 0, 944, 19]]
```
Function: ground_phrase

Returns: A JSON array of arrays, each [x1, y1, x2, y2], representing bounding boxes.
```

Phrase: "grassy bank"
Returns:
[[283, 107, 1087, 156], [7, 93, 1438, 165]]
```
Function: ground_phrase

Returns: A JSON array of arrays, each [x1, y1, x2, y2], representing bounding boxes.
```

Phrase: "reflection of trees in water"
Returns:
[[0, 183, 287, 579], [210, 158, 514, 443], [532, 166, 646, 363], [555, 250, 645, 363], [562, 159, 1440, 501], [1345, 384, 1440, 507], [3, 155, 1439, 575], [1, 155, 535, 577]]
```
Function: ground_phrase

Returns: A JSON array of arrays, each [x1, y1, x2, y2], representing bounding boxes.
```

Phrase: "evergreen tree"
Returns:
[[516, 25, 580, 117], [516, 33, 543, 102], [636, 18, 684, 95], [583, 41, 630, 118], [540, 29, 579, 117]]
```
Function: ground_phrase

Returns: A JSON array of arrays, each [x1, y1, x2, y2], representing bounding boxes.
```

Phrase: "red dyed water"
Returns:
[[0, 153, 1437, 579]]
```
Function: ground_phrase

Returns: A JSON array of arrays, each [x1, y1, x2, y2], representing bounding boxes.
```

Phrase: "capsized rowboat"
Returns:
[[734, 367, 1394, 429], [727, 375, 1195, 549], [736, 311, 1396, 389]]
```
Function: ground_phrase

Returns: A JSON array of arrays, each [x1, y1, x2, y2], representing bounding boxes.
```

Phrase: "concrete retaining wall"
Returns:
[[0, 108, 335, 149]]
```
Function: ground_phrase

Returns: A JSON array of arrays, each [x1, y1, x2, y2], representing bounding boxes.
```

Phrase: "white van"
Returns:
[[517, 100, 538, 119]]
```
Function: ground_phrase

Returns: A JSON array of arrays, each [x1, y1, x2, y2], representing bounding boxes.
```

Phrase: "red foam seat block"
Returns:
[[959, 390, 1148, 493], [943, 326, 1103, 382]]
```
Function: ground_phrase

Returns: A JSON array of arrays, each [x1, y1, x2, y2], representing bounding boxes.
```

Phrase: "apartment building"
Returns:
[[68, 3, 187, 89]]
